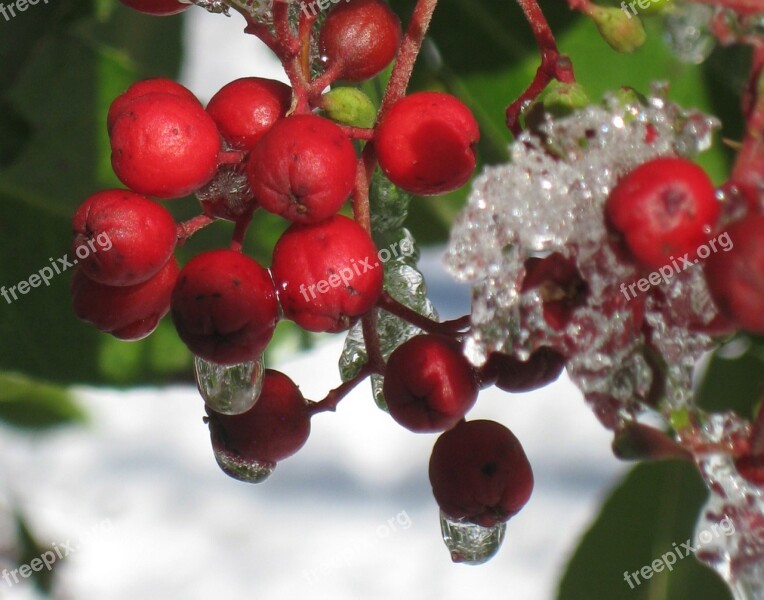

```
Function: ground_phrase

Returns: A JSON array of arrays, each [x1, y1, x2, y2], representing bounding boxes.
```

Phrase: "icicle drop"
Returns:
[[664, 4, 716, 64], [194, 355, 265, 415], [439, 512, 507, 565], [213, 449, 275, 484]]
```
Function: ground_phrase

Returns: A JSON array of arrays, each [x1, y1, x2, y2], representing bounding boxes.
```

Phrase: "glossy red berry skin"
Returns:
[[72, 257, 179, 341], [72, 189, 177, 287], [319, 0, 402, 83], [107, 78, 199, 134], [605, 157, 720, 270], [704, 214, 764, 333], [110, 93, 221, 199], [375, 92, 479, 196], [206, 77, 292, 151], [480, 347, 565, 392], [383, 335, 478, 433], [246, 115, 356, 224], [270, 215, 383, 333], [207, 370, 311, 467], [118, 0, 189, 15], [171, 250, 279, 365], [429, 419, 534, 527]]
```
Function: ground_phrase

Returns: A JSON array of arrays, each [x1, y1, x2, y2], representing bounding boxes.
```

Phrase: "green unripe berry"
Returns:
[[320, 87, 377, 129], [587, 5, 647, 54]]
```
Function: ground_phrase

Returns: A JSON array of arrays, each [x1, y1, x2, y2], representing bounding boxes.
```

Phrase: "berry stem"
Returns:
[[307, 364, 377, 415], [338, 125, 376, 140], [377, 292, 470, 336], [225, 2, 279, 54], [177, 214, 215, 245], [230, 212, 253, 252], [272, 1, 312, 114], [218, 150, 246, 166], [506, 0, 576, 136], [309, 62, 343, 100]]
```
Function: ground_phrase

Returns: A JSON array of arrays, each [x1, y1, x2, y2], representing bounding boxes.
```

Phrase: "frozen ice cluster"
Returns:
[[445, 84, 720, 424]]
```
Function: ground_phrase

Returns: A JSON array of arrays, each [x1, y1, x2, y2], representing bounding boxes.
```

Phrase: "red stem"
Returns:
[[377, 292, 470, 336], [506, 0, 576, 136], [307, 364, 377, 415], [177, 214, 215, 245], [339, 125, 376, 140], [230, 213, 253, 252]]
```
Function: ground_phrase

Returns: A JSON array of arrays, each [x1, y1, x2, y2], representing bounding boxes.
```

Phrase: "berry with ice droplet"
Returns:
[[429, 419, 533, 527], [480, 347, 566, 392], [71, 257, 179, 340], [383, 335, 479, 433], [107, 78, 199, 133], [270, 214, 383, 333], [605, 157, 720, 270], [375, 92, 479, 196], [246, 114, 356, 223], [72, 189, 177, 286], [206, 77, 292, 151], [171, 250, 279, 365], [705, 214, 764, 334], [110, 93, 221, 199], [206, 369, 311, 481], [521, 253, 589, 331], [319, 0, 402, 83], [118, 0, 189, 16]]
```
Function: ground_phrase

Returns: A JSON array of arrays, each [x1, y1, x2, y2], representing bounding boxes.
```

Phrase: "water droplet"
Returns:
[[664, 4, 716, 65], [213, 448, 275, 483], [439, 512, 506, 565], [195, 355, 265, 415]]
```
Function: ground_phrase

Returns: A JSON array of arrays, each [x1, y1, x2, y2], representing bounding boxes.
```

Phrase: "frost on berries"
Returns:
[[445, 84, 721, 420]]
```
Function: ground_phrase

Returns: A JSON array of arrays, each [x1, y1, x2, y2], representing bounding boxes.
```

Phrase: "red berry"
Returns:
[[206, 77, 292, 151], [107, 78, 199, 134], [736, 455, 764, 486], [605, 157, 720, 269], [318, 0, 402, 83], [375, 92, 479, 196], [521, 253, 588, 330], [171, 250, 279, 365], [429, 420, 533, 527], [72, 257, 179, 341], [207, 369, 311, 468], [118, 0, 189, 15], [270, 215, 383, 333], [246, 114, 356, 224], [72, 189, 177, 287], [480, 347, 565, 392], [110, 93, 221, 199], [383, 335, 478, 433], [704, 214, 764, 333]]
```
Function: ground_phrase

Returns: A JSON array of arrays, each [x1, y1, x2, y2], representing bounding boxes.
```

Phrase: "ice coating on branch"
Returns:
[[445, 85, 720, 419]]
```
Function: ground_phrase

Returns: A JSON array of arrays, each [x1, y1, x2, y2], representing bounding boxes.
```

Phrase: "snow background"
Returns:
[[0, 9, 628, 599]]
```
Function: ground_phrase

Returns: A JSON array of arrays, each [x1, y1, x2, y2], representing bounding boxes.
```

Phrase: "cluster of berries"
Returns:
[[71, 0, 544, 536]]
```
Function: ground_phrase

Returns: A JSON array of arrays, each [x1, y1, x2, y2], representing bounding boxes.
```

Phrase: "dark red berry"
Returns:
[[383, 335, 478, 433], [480, 347, 565, 392], [521, 253, 588, 330], [375, 92, 479, 196], [118, 0, 190, 15], [171, 250, 279, 365], [206, 77, 292, 151], [207, 369, 311, 467], [72, 189, 177, 287], [107, 78, 199, 134], [735, 455, 764, 486], [270, 215, 383, 333], [246, 114, 356, 224], [429, 420, 534, 527], [319, 0, 402, 83], [72, 257, 179, 341], [605, 157, 720, 269], [110, 93, 221, 199], [704, 214, 764, 333]]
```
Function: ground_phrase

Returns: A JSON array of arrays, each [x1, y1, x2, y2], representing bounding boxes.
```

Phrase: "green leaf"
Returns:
[[0, 372, 85, 430], [0, 7, 187, 386], [557, 461, 731, 600]]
